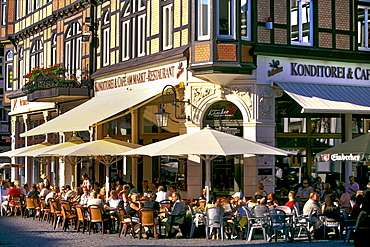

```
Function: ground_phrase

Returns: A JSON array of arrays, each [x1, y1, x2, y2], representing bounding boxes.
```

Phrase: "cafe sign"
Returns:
[[258, 56, 370, 86], [94, 61, 186, 92], [320, 153, 362, 162]]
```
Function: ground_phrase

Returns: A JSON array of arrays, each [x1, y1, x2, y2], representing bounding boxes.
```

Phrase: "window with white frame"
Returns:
[[241, 0, 251, 40], [137, 14, 146, 56], [102, 11, 111, 66], [5, 51, 13, 90], [16, 0, 20, 20], [120, 0, 146, 61], [162, 4, 173, 49], [121, 20, 131, 61], [65, 22, 82, 79], [51, 34, 57, 65], [18, 48, 24, 89], [2, 4, 6, 25], [197, 0, 210, 40], [27, 0, 32, 13], [30, 39, 43, 69], [34, 0, 40, 10], [358, 5, 370, 50], [217, 0, 235, 39], [291, 0, 313, 46]]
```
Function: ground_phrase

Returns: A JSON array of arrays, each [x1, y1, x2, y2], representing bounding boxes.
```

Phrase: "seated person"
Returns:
[[254, 183, 267, 199], [199, 188, 207, 200], [144, 193, 160, 211], [285, 191, 297, 210], [350, 194, 364, 220], [298, 179, 314, 203], [106, 190, 123, 232], [338, 185, 351, 211], [303, 192, 323, 235], [80, 187, 91, 205], [38, 183, 50, 198], [156, 186, 168, 202], [1, 181, 10, 212], [45, 186, 60, 203], [4, 182, 23, 215], [27, 184, 40, 197], [230, 192, 247, 212], [164, 192, 186, 238], [88, 191, 104, 207], [267, 193, 279, 208], [61, 185, 75, 201], [322, 194, 340, 220]]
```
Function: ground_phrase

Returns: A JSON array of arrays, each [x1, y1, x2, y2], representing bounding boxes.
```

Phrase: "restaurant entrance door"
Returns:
[[202, 101, 244, 195]]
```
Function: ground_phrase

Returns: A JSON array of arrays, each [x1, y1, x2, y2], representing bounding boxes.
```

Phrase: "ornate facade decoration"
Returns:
[[258, 85, 274, 119], [190, 85, 253, 124]]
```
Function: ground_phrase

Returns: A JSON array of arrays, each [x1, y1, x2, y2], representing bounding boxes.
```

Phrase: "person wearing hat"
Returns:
[[231, 192, 247, 212], [61, 185, 75, 201], [40, 173, 50, 189]]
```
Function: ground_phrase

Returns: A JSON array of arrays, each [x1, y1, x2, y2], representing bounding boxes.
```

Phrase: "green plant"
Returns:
[[23, 65, 83, 93]]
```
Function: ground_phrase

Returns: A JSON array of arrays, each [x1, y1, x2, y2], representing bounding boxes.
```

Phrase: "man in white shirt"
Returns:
[[106, 190, 122, 232], [155, 186, 168, 202]]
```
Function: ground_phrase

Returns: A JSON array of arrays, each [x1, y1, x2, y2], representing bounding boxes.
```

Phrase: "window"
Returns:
[[5, 51, 13, 90], [30, 39, 43, 69], [65, 22, 82, 79], [1, 4, 6, 25], [217, 0, 235, 39], [51, 34, 57, 65], [102, 12, 110, 66], [121, 20, 131, 61], [16, 0, 20, 20], [162, 4, 173, 50], [120, 0, 146, 61], [34, 0, 40, 10], [291, 0, 313, 46], [137, 14, 146, 56], [241, 0, 251, 40], [197, 0, 210, 40], [18, 48, 24, 89], [27, 0, 32, 13], [358, 6, 370, 50]]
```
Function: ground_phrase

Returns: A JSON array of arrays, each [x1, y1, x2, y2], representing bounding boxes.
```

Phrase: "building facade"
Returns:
[[1, 0, 370, 197]]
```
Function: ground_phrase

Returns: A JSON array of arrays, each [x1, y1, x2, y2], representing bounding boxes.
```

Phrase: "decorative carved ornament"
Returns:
[[190, 85, 253, 124], [258, 85, 273, 119]]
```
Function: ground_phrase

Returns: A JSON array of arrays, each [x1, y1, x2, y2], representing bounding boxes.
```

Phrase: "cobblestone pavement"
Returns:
[[0, 216, 348, 247]]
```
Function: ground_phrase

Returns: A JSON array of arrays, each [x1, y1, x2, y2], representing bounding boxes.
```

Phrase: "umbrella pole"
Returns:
[[105, 165, 110, 200]]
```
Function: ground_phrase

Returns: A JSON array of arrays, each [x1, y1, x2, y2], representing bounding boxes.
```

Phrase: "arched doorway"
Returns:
[[202, 101, 244, 195]]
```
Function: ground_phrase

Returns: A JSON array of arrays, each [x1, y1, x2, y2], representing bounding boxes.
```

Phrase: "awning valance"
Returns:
[[20, 85, 166, 137], [275, 82, 370, 114]]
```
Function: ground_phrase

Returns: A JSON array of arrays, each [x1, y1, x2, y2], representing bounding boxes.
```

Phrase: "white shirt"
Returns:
[[156, 191, 168, 202], [276, 169, 283, 179], [1, 188, 9, 202], [80, 194, 90, 205], [106, 197, 122, 208]]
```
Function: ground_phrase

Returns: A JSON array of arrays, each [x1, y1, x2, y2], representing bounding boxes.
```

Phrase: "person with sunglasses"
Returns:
[[297, 179, 314, 204]]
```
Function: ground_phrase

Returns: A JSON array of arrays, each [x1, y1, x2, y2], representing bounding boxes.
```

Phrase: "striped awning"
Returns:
[[276, 82, 370, 114]]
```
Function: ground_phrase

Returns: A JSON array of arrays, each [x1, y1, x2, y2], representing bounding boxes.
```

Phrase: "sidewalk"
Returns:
[[0, 216, 348, 246]]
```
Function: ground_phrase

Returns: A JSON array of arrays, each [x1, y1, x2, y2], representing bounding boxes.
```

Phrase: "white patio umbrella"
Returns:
[[0, 142, 54, 157], [47, 136, 142, 198], [123, 126, 293, 194], [19, 135, 85, 188]]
